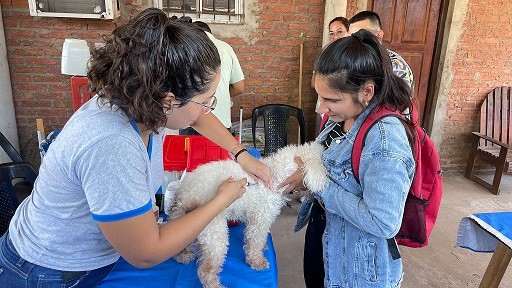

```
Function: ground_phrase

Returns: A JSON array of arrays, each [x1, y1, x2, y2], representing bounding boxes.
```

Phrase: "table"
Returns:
[[100, 223, 278, 288], [456, 212, 512, 288]]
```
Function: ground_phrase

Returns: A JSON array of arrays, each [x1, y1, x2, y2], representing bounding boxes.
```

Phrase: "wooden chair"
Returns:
[[465, 86, 511, 195]]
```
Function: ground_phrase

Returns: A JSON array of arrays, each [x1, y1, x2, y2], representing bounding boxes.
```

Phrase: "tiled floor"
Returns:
[[270, 171, 512, 287]]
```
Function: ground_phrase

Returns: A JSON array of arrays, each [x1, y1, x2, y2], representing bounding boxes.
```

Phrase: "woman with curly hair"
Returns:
[[0, 8, 270, 288]]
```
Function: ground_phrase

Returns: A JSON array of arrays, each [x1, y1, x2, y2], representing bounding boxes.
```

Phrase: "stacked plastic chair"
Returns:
[[251, 104, 306, 156], [0, 132, 38, 235]]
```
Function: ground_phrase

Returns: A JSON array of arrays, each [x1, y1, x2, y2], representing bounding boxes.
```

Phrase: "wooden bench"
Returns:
[[465, 86, 511, 195]]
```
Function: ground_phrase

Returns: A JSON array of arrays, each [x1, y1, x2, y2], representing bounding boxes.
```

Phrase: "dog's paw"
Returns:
[[198, 266, 224, 288], [174, 248, 196, 264], [247, 255, 269, 270]]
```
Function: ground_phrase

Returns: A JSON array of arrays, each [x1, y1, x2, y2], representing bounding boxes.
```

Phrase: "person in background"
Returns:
[[311, 16, 350, 89], [193, 21, 245, 132], [177, 15, 192, 23], [328, 16, 350, 42], [280, 30, 415, 287], [179, 21, 245, 135], [349, 10, 414, 89], [0, 8, 270, 288]]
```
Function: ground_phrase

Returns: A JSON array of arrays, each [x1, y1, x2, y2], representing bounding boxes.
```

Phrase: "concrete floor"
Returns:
[[270, 171, 512, 287]]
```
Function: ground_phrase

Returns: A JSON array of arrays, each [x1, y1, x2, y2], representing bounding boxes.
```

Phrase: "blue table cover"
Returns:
[[100, 223, 278, 288], [456, 211, 512, 253]]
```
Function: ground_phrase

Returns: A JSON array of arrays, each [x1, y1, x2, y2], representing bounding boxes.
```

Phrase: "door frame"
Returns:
[[426, 0, 469, 147], [424, 0, 450, 133]]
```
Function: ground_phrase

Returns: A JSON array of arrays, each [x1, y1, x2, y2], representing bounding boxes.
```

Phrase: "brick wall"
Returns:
[[343, 0, 512, 172], [2, 0, 511, 171], [231, 0, 324, 136], [2, 2, 119, 165], [1, 0, 323, 166], [439, 0, 512, 171]]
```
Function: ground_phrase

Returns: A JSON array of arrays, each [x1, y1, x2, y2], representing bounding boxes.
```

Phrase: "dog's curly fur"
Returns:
[[167, 141, 327, 288]]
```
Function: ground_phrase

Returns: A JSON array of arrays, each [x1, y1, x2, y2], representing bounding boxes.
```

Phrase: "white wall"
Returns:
[[0, 5, 20, 163]]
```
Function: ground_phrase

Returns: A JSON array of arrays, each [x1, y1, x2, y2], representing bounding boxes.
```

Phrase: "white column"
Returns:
[[316, 1, 348, 133], [322, 0, 348, 47], [0, 5, 20, 163]]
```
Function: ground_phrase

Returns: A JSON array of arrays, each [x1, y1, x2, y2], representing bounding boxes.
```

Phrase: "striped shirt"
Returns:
[[324, 122, 345, 148]]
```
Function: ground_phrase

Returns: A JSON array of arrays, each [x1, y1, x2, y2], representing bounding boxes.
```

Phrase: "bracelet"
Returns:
[[233, 148, 248, 161]]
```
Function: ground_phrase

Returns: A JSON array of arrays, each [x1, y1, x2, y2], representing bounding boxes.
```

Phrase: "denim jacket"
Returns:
[[296, 104, 415, 288]]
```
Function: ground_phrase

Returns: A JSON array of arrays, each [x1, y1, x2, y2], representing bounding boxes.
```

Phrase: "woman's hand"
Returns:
[[236, 152, 272, 189], [214, 177, 248, 206], [278, 157, 306, 194]]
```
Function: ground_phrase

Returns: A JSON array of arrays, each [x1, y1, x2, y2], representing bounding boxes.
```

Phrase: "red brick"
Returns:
[[11, 0, 27, 7]]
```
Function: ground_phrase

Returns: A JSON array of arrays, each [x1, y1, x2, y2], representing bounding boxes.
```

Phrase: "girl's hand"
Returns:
[[215, 177, 248, 206], [278, 157, 306, 194], [236, 152, 272, 189]]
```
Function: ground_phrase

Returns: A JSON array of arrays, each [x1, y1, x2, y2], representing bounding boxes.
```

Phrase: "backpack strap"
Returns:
[[319, 113, 329, 132], [387, 238, 401, 260], [351, 106, 406, 260], [351, 106, 403, 184]]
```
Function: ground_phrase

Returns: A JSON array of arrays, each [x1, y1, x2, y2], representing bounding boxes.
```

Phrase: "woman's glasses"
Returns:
[[189, 95, 217, 114], [328, 28, 346, 37]]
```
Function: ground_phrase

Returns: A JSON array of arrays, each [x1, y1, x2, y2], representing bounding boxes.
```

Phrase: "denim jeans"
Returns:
[[0, 231, 115, 288]]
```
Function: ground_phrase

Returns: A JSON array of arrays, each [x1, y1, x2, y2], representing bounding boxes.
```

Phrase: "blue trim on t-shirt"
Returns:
[[147, 134, 153, 160], [129, 119, 140, 134], [130, 119, 153, 160], [92, 199, 153, 222]]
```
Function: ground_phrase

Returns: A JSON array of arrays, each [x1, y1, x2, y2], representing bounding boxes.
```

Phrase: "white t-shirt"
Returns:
[[9, 96, 164, 271], [206, 32, 244, 128]]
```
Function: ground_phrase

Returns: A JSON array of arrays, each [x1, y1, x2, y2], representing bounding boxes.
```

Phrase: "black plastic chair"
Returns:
[[251, 104, 306, 155], [0, 162, 37, 235], [0, 132, 38, 235], [0, 131, 23, 163]]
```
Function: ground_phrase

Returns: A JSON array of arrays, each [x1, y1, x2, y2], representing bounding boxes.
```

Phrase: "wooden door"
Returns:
[[367, 0, 442, 125]]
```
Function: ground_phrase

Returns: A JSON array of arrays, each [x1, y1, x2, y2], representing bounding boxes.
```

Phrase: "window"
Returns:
[[28, 0, 120, 19], [157, 0, 243, 24]]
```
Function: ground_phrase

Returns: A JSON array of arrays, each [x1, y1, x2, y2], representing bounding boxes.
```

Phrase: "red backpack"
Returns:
[[350, 106, 443, 249]]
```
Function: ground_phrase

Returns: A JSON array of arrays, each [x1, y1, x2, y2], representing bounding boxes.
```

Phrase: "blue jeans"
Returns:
[[0, 231, 115, 288]]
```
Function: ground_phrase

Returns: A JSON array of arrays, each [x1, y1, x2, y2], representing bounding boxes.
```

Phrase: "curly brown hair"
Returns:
[[87, 8, 220, 132]]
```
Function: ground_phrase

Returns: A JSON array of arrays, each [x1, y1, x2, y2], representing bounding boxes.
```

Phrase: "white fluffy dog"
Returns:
[[167, 141, 327, 288]]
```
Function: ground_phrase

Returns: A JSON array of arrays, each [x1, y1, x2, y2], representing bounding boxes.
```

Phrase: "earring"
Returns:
[[365, 101, 369, 106], [164, 108, 171, 115]]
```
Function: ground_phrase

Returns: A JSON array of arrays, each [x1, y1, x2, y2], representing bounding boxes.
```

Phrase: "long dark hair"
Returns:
[[87, 8, 220, 132], [314, 29, 415, 145]]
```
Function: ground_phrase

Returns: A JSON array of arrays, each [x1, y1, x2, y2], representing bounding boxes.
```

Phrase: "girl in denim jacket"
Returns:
[[280, 30, 416, 287]]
